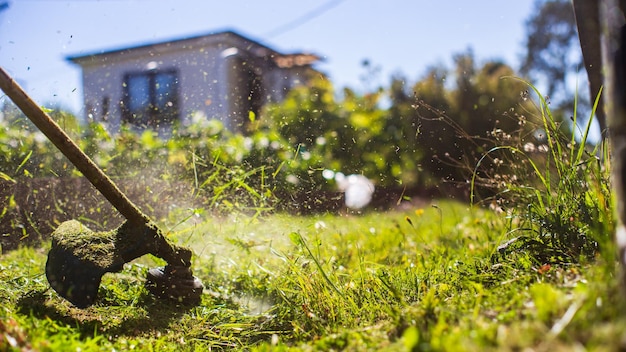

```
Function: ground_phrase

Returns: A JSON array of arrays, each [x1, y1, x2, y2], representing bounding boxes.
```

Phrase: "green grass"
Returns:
[[2, 201, 626, 351], [2, 82, 624, 351]]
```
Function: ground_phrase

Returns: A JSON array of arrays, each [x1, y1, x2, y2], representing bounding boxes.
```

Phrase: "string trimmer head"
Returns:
[[46, 220, 203, 308]]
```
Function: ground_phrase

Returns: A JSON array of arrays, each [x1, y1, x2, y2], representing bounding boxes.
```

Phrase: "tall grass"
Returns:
[[471, 79, 613, 264]]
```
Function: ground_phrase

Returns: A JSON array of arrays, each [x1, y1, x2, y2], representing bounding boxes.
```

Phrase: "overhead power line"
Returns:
[[263, 0, 345, 39]]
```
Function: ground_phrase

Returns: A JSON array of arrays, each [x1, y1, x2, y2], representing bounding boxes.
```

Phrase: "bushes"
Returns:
[[1, 50, 545, 217], [0, 58, 593, 218]]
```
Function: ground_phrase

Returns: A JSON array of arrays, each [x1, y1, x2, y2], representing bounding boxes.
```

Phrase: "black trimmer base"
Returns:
[[146, 266, 204, 305]]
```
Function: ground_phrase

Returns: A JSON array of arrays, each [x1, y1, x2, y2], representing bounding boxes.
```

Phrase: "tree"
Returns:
[[521, 0, 582, 110], [411, 51, 533, 192], [258, 52, 532, 197], [572, 0, 615, 136]]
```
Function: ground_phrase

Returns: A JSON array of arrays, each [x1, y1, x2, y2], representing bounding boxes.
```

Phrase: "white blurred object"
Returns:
[[331, 171, 375, 209]]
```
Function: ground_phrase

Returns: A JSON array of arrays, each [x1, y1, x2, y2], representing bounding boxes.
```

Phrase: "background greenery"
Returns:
[[1, 0, 621, 350], [0, 51, 541, 202]]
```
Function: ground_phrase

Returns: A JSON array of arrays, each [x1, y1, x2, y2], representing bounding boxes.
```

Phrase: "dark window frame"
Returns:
[[122, 68, 180, 128]]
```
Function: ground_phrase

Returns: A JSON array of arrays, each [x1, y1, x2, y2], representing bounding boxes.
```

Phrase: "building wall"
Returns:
[[76, 34, 311, 134], [80, 43, 231, 133]]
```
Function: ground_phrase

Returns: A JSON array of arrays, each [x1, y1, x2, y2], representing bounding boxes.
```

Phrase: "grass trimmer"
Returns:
[[0, 67, 203, 308]]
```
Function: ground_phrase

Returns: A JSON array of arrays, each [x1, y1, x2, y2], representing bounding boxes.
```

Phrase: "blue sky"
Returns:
[[0, 0, 536, 114]]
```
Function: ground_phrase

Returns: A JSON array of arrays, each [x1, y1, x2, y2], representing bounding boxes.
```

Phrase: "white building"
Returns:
[[68, 30, 320, 133]]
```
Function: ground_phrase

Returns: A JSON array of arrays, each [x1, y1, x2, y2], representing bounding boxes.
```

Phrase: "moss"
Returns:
[[50, 220, 160, 272], [50, 219, 187, 271], [50, 220, 119, 270]]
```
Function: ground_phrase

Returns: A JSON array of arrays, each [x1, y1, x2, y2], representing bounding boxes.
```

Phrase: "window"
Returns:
[[101, 96, 110, 121], [122, 69, 179, 128]]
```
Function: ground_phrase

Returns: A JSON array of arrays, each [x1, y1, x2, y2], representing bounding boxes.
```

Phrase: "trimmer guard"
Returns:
[[45, 220, 200, 308]]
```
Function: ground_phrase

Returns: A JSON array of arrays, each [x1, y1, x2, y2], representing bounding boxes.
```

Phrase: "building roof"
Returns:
[[67, 29, 321, 68]]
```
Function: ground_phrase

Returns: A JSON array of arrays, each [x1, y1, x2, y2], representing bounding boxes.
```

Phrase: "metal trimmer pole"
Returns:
[[0, 66, 203, 307]]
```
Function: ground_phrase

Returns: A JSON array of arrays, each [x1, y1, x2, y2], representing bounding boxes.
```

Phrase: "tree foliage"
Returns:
[[260, 51, 533, 196], [520, 0, 582, 106], [393, 51, 534, 191]]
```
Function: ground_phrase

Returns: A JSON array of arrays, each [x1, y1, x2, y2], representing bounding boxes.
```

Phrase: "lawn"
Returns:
[[2, 200, 626, 351]]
